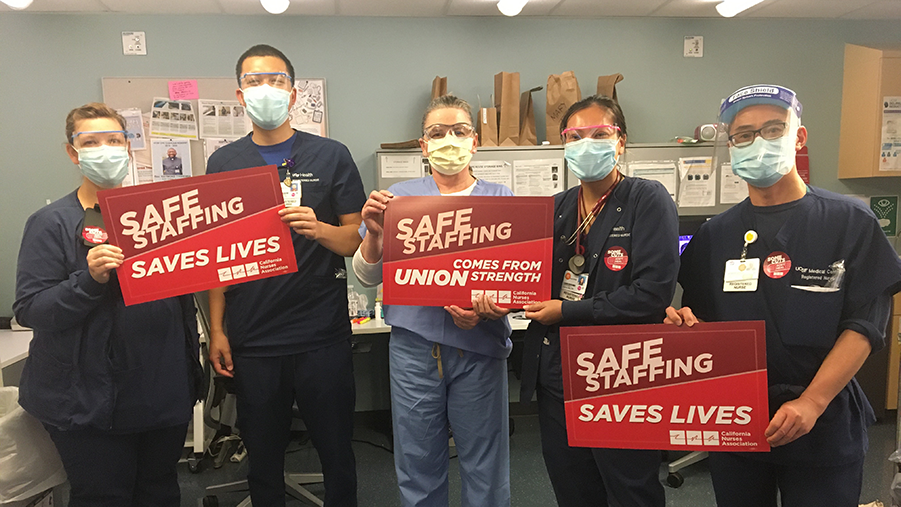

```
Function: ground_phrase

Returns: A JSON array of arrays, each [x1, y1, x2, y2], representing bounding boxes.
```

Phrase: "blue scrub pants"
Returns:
[[709, 452, 864, 507], [44, 423, 188, 507], [537, 386, 665, 507], [232, 339, 357, 507], [389, 329, 510, 507]]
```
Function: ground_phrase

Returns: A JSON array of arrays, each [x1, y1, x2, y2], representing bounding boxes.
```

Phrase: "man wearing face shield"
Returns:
[[13, 103, 202, 506], [205, 45, 365, 507], [666, 85, 901, 506], [353, 95, 513, 507]]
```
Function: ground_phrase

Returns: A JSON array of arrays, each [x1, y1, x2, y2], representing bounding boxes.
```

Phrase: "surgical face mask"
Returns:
[[729, 134, 796, 188], [564, 138, 619, 182], [77, 145, 130, 188], [427, 135, 474, 175], [243, 85, 291, 130]]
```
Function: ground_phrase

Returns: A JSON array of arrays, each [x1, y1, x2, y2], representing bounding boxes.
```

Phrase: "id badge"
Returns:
[[560, 270, 589, 301], [282, 176, 301, 207], [723, 258, 759, 292]]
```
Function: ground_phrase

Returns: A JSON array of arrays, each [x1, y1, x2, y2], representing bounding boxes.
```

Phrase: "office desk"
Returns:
[[0, 329, 32, 387]]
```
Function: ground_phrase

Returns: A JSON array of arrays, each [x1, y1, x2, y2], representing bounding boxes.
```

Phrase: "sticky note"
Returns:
[[168, 79, 199, 101]]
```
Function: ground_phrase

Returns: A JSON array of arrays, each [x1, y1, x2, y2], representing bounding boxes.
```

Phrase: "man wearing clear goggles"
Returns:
[[206, 44, 365, 507], [14, 103, 201, 506], [667, 84, 901, 506]]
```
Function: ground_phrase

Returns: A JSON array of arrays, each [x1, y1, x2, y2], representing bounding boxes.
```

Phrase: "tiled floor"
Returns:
[[160, 415, 900, 507]]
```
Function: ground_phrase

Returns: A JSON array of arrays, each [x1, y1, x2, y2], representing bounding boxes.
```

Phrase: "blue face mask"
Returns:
[[243, 85, 291, 130], [564, 138, 619, 182], [729, 136, 796, 188], [77, 145, 130, 188]]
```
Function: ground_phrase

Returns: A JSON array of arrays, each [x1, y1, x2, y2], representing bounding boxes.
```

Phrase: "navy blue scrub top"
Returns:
[[206, 131, 366, 356], [14, 191, 200, 432], [520, 176, 680, 403], [679, 187, 901, 465]]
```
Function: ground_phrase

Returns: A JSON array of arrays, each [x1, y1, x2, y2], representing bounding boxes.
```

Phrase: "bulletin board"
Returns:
[[102, 77, 242, 179], [102, 76, 329, 181]]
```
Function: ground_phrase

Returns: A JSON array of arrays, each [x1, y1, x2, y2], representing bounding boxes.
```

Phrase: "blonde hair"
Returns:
[[421, 95, 473, 133]]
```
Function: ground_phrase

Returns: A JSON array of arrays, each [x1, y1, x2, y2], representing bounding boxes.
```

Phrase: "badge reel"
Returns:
[[282, 174, 301, 207], [559, 179, 620, 301], [723, 230, 760, 292]]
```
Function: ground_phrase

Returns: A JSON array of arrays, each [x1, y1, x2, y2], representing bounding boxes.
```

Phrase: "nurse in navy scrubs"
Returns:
[[666, 84, 901, 506], [14, 103, 201, 507], [477, 95, 679, 506]]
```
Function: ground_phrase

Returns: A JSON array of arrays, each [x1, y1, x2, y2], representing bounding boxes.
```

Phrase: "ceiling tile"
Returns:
[[5, 0, 109, 12], [551, 0, 670, 17], [841, 0, 901, 19], [216, 0, 337, 15], [748, 0, 875, 18], [447, 0, 559, 16], [336, 0, 446, 16], [651, 0, 723, 18], [98, 0, 224, 14]]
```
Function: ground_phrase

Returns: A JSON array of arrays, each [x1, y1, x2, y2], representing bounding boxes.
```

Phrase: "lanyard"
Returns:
[[567, 173, 622, 256]]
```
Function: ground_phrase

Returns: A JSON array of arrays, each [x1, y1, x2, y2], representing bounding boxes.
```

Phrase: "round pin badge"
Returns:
[[604, 246, 629, 271], [82, 226, 108, 244], [763, 251, 791, 279]]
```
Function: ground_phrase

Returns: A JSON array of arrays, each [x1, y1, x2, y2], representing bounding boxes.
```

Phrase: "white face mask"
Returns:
[[242, 85, 291, 130], [77, 145, 130, 188], [426, 135, 474, 175]]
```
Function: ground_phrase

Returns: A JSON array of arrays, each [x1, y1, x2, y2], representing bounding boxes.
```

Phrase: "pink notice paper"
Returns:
[[168, 80, 199, 101]]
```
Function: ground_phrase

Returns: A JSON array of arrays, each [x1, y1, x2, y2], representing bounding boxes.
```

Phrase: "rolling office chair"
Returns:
[[194, 294, 325, 507]]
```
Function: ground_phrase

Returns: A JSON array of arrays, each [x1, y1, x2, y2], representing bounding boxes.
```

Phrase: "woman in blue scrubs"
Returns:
[[479, 95, 679, 506], [352, 95, 513, 507], [14, 103, 201, 507], [667, 84, 901, 506]]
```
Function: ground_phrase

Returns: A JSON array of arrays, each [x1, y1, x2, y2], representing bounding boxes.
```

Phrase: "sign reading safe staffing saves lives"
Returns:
[[561, 321, 770, 452], [383, 196, 553, 308], [97, 165, 298, 306]]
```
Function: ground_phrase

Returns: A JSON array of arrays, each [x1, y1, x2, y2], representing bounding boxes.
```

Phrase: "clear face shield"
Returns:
[[714, 85, 803, 189]]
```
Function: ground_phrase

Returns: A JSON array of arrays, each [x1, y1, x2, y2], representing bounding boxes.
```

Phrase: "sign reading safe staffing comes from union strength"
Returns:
[[97, 165, 298, 306], [561, 321, 770, 452], [382, 196, 553, 308]]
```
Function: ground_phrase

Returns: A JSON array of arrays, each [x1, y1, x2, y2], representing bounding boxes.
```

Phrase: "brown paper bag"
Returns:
[[519, 86, 543, 146], [546, 71, 581, 145], [597, 73, 624, 102], [431, 76, 447, 100], [477, 107, 498, 147], [494, 71, 520, 146]]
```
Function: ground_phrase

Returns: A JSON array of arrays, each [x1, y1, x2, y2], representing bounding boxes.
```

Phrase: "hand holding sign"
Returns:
[[664, 306, 702, 327], [361, 190, 393, 238], [87, 244, 124, 284], [279, 206, 321, 240]]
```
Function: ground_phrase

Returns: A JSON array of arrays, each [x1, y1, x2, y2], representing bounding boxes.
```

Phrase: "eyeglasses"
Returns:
[[728, 122, 788, 148], [72, 130, 128, 147], [239, 72, 293, 90], [424, 123, 474, 140], [561, 124, 621, 144]]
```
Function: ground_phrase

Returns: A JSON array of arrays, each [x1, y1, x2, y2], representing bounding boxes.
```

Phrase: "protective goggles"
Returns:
[[561, 124, 621, 143], [239, 72, 293, 90], [71, 130, 128, 147], [423, 123, 474, 140]]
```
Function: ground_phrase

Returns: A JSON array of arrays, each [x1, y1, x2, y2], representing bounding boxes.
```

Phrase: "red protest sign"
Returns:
[[560, 321, 769, 452], [97, 165, 297, 306], [382, 196, 553, 308]]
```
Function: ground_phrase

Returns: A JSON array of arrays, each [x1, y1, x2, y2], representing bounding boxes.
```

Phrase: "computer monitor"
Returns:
[[678, 215, 714, 255]]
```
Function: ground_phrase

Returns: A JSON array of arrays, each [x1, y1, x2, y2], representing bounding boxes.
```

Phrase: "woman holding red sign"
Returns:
[[353, 95, 514, 507], [477, 95, 679, 506], [13, 103, 201, 507]]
